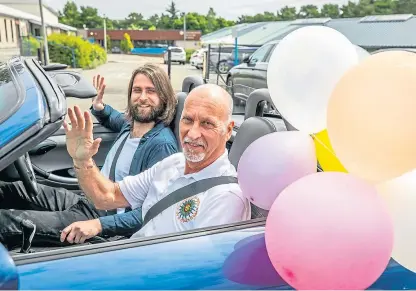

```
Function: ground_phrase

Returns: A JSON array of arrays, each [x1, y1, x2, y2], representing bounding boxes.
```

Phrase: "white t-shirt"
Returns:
[[118, 151, 251, 238], [100, 131, 141, 214]]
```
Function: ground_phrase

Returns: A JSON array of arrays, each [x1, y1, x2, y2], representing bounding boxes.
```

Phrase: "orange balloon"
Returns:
[[327, 51, 416, 183]]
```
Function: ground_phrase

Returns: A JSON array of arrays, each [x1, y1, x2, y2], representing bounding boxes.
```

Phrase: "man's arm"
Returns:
[[90, 75, 127, 133], [99, 208, 143, 237], [64, 106, 155, 210], [73, 158, 129, 210]]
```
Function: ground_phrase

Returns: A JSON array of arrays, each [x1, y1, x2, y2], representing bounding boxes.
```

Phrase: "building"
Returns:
[[0, 2, 76, 62], [83, 28, 202, 51], [201, 14, 416, 51]]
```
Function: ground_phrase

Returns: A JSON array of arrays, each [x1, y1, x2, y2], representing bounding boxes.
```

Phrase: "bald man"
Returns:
[[61, 84, 250, 242]]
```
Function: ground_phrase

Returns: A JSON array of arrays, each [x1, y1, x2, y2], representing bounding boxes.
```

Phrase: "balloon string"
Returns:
[[310, 133, 338, 158]]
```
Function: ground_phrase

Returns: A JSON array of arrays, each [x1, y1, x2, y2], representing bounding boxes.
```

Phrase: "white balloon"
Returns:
[[267, 26, 359, 134], [355, 45, 370, 61], [377, 169, 416, 274]]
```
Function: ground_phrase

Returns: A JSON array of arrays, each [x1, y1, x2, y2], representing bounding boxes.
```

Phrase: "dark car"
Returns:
[[226, 40, 278, 105], [218, 46, 258, 74]]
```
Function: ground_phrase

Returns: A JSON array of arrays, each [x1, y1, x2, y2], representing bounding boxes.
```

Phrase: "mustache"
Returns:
[[183, 137, 206, 147]]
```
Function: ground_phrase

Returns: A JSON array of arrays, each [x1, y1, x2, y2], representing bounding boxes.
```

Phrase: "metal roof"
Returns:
[[0, 4, 77, 31], [203, 14, 416, 48]]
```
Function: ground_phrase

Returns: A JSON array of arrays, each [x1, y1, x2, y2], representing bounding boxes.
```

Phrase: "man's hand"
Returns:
[[92, 74, 106, 111], [60, 219, 103, 244], [63, 106, 102, 165]]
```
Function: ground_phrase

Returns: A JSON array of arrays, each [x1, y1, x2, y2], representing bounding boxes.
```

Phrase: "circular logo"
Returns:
[[176, 196, 200, 223]]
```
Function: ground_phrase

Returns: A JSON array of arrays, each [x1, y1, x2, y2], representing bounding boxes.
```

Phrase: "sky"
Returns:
[[45, 0, 354, 21]]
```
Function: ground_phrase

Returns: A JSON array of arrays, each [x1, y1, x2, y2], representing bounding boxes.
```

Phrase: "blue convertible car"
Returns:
[[0, 56, 416, 290]]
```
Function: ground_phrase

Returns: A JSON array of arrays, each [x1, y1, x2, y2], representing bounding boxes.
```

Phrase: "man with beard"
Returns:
[[0, 64, 178, 250]]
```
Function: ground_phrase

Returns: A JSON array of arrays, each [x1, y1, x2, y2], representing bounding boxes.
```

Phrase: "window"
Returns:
[[10, 20, 13, 42], [265, 43, 278, 62], [171, 48, 183, 53], [4, 19, 8, 42], [248, 44, 272, 65], [0, 62, 19, 124]]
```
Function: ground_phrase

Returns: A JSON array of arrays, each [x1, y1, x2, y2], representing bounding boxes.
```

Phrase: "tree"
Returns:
[[298, 5, 321, 18], [120, 33, 134, 53], [279, 6, 298, 20], [321, 4, 340, 18], [79, 6, 103, 28], [58, 1, 81, 28], [166, 0, 179, 28]]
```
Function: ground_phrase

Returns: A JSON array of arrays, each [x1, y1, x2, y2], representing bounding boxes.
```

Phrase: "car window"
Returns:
[[171, 48, 183, 53], [248, 44, 272, 65], [265, 43, 278, 62], [0, 62, 20, 124]]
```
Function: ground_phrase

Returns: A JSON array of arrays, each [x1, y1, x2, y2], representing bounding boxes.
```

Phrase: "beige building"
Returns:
[[0, 2, 76, 62]]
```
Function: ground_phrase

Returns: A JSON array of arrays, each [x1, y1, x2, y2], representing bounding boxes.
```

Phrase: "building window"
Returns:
[[10, 20, 14, 42], [4, 19, 8, 42]]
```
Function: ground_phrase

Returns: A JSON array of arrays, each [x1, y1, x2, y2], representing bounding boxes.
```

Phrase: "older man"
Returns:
[[61, 84, 250, 242]]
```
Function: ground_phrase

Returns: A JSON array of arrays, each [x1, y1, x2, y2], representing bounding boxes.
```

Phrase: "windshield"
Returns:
[[0, 62, 20, 124]]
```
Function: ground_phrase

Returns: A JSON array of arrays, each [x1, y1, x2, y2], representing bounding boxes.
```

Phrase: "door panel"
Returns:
[[29, 123, 119, 190]]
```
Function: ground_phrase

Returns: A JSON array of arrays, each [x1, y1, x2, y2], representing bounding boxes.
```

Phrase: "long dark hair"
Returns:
[[125, 63, 177, 126]]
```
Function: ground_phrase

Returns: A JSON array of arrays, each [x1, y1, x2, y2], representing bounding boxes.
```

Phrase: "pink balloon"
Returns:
[[265, 172, 394, 290], [237, 131, 317, 210]]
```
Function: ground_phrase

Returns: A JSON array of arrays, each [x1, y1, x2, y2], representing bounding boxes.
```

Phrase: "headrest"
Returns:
[[181, 76, 205, 93], [244, 88, 274, 120], [229, 116, 277, 169], [170, 92, 187, 151]]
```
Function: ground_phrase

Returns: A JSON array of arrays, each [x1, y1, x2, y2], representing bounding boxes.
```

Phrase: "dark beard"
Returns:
[[130, 103, 164, 123]]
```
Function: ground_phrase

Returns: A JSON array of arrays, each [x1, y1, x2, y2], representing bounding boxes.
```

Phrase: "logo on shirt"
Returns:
[[176, 196, 200, 223]]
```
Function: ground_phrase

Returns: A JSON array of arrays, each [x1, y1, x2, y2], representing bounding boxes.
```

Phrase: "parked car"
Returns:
[[226, 40, 279, 105], [190, 48, 206, 69], [217, 46, 259, 74], [0, 56, 414, 290], [164, 46, 186, 65]]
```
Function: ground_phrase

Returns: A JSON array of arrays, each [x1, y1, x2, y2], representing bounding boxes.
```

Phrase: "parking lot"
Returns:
[[66, 54, 203, 114]]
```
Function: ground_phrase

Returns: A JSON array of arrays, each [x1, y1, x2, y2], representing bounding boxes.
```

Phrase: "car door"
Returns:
[[29, 119, 119, 192], [249, 43, 275, 91]]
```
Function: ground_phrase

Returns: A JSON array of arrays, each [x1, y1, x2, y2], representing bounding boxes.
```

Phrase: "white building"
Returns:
[[0, 1, 77, 62]]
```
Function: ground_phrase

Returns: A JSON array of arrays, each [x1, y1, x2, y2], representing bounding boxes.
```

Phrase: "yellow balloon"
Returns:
[[377, 169, 416, 273], [313, 130, 347, 172]]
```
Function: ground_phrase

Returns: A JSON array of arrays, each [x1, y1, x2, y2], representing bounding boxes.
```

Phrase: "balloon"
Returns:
[[327, 51, 416, 183], [313, 129, 347, 172], [377, 169, 416, 273], [267, 25, 358, 134], [237, 131, 317, 210], [355, 45, 370, 61], [223, 234, 287, 287], [265, 172, 394, 290]]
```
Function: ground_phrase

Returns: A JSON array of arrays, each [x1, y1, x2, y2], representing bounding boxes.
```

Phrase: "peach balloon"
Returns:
[[327, 51, 416, 183]]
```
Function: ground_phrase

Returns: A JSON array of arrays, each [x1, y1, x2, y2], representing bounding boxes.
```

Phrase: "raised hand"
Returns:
[[92, 74, 106, 111], [63, 106, 102, 165]]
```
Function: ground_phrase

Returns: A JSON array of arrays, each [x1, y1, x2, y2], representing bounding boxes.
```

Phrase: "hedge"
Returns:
[[47, 34, 107, 69]]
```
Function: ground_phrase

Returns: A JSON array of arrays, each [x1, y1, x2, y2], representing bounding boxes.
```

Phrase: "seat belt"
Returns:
[[141, 176, 238, 228], [107, 133, 131, 215]]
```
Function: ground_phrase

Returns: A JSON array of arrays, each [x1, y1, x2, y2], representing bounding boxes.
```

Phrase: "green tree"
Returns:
[[320, 4, 341, 17], [279, 6, 298, 20], [298, 5, 321, 18], [58, 1, 81, 28], [79, 6, 103, 28], [120, 33, 134, 53]]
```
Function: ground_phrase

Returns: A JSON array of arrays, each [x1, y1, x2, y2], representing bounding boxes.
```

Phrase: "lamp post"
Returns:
[[38, 0, 49, 65], [103, 14, 107, 51]]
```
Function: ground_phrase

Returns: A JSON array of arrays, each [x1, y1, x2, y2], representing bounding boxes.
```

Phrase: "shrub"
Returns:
[[22, 36, 40, 56], [185, 48, 196, 63], [47, 33, 107, 69], [120, 33, 133, 54]]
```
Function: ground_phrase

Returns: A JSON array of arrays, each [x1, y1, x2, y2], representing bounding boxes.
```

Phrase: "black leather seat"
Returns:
[[170, 92, 187, 152], [229, 117, 278, 219]]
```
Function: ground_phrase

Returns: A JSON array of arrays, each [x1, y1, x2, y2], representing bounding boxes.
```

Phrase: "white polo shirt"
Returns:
[[118, 151, 251, 238]]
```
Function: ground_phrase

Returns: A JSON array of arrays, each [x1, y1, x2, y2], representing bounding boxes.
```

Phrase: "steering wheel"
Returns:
[[14, 153, 39, 196]]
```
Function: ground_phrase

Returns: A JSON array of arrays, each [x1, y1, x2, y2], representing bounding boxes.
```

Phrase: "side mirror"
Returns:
[[0, 244, 19, 290], [46, 71, 97, 99], [243, 56, 250, 63]]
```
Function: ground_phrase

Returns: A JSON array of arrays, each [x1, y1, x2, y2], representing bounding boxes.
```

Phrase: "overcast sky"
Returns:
[[46, 0, 353, 21]]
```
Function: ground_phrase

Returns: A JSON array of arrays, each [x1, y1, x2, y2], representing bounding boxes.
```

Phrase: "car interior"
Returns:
[[0, 56, 296, 257]]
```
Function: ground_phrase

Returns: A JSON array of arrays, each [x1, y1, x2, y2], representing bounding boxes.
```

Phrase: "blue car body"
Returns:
[[1, 57, 416, 290]]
